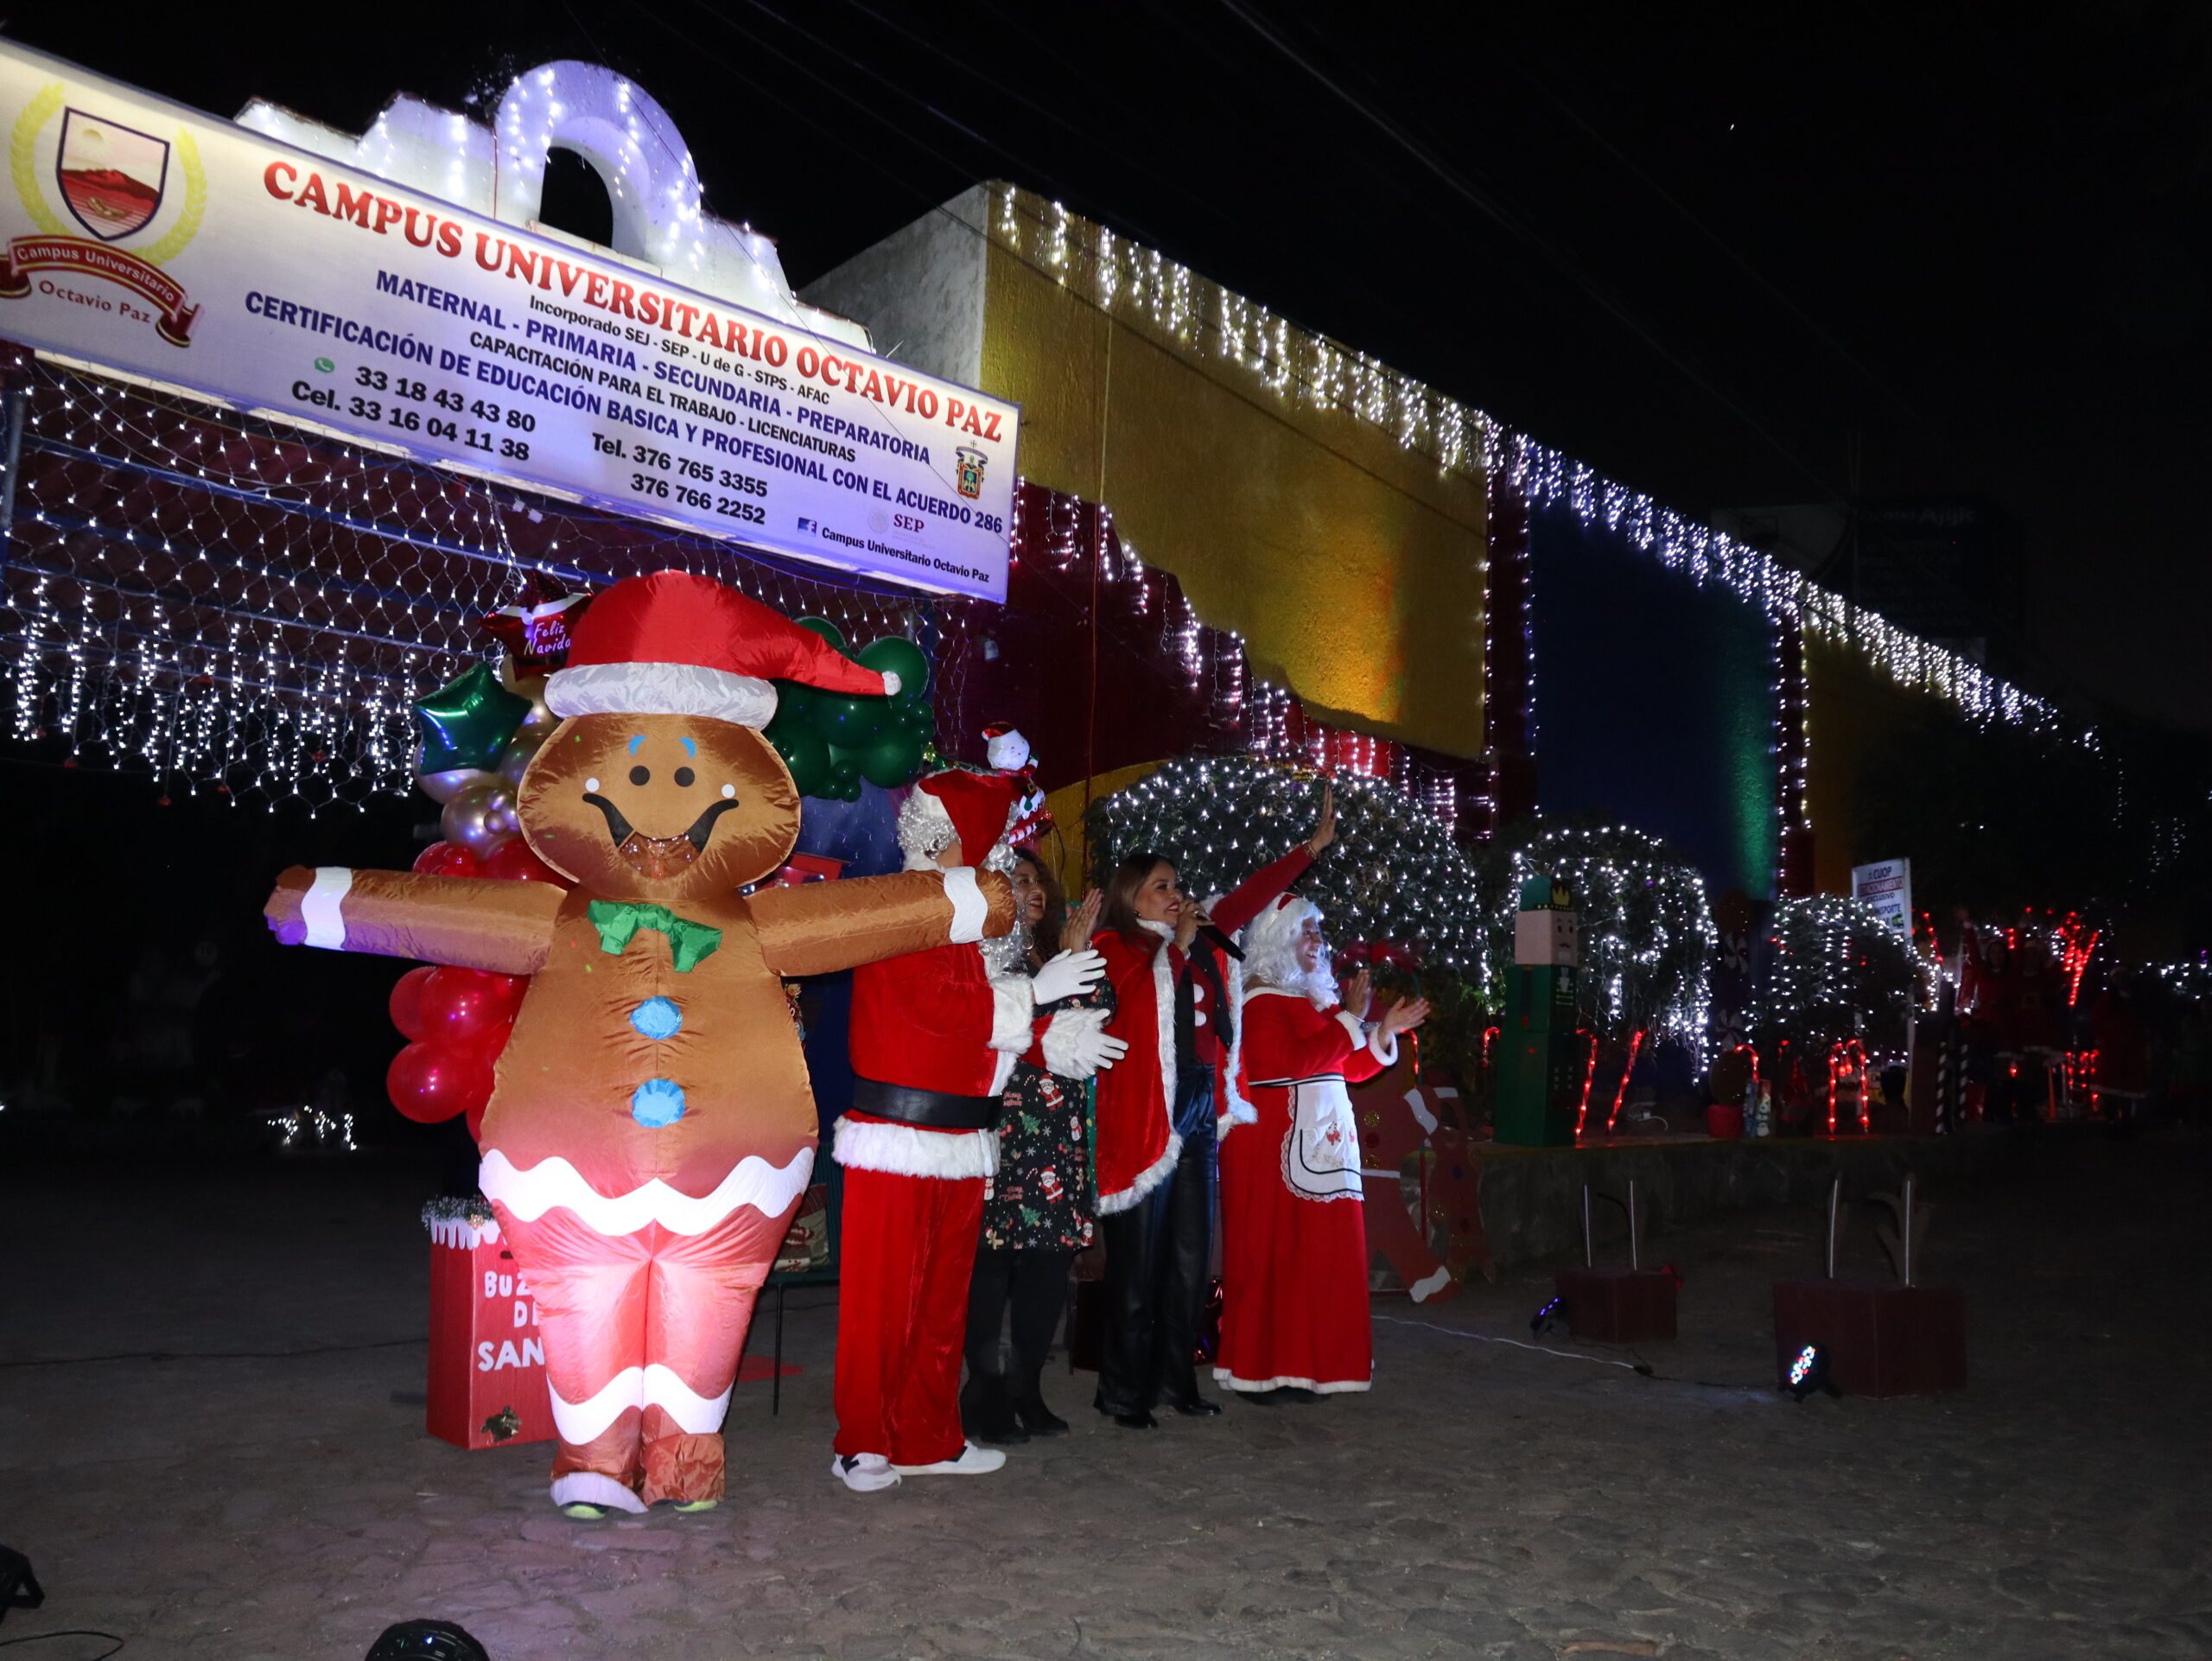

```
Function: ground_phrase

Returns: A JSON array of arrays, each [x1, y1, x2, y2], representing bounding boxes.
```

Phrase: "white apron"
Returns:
[[1262, 1073, 1365, 1204]]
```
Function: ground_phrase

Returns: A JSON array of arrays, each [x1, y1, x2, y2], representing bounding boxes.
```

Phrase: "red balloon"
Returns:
[[480, 838, 569, 886], [386, 1041, 493, 1123], [388, 964, 435, 1041], [484, 973, 531, 1013], [465, 1097, 489, 1143], [418, 966, 508, 1046], [412, 840, 481, 878]]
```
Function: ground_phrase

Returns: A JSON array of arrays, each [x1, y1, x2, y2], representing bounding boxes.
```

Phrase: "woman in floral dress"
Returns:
[[962, 850, 1112, 1444]]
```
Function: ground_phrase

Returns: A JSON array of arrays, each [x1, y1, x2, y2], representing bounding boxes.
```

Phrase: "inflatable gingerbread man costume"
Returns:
[[265, 570, 1012, 1516]]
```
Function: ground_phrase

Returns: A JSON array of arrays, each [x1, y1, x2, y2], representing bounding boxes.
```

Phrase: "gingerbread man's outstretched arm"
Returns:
[[264, 865, 566, 975], [750, 868, 1014, 979]]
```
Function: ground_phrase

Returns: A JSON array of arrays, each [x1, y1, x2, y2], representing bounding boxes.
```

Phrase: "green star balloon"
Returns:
[[415, 662, 531, 774]]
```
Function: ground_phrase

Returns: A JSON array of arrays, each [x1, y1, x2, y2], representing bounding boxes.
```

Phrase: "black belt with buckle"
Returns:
[[850, 1075, 1001, 1131]]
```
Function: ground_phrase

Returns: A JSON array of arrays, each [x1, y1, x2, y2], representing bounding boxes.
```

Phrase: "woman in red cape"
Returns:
[[1087, 789, 1337, 1427], [1217, 893, 1427, 1402]]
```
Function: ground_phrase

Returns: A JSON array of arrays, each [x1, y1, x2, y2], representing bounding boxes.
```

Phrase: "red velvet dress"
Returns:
[[1215, 988, 1395, 1394]]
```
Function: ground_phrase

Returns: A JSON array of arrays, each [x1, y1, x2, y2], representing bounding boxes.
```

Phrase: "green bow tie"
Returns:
[[587, 901, 723, 973]]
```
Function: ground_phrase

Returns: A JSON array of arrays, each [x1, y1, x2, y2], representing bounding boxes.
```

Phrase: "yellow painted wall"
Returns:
[[977, 194, 1487, 759], [1805, 633, 1943, 895]]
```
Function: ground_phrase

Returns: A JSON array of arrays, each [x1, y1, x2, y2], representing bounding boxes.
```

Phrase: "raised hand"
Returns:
[[1062, 888, 1103, 953], [1380, 996, 1431, 1038], [1174, 901, 1205, 954], [1341, 966, 1372, 1020], [1306, 780, 1337, 857]]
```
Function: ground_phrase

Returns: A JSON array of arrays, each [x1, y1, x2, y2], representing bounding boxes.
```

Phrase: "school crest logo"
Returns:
[[1, 83, 207, 345], [955, 444, 987, 500]]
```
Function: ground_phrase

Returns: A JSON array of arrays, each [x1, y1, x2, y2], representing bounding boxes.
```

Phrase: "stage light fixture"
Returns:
[[1783, 1342, 1838, 1402], [1529, 1296, 1566, 1338], [0, 1545, 43, 1622], [365, 1619, 491, 1660]]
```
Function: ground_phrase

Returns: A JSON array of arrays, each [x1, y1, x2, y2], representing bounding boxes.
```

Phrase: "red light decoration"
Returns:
[[1573, 1029, 1600, 1138], [2056, 913, 2101, 1008], [1825, 1038, 1871, 1135], [1605, 1028, 1647, 1134]]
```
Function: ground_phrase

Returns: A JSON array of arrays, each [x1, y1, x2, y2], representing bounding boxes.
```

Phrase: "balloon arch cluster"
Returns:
[[380, 581, 938, 1131]]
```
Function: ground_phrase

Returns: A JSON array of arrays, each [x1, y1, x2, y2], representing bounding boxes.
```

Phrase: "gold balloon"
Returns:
[[497, 735, 543, 788], [418, 762, 495, 804], [513, 697, 560, 746], [441, 776, 512, 854]]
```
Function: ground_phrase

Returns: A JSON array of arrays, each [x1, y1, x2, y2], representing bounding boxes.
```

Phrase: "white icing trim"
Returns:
[[479, 1147, 814, 1236], [1211, 1368, 1371, 1394], [987, 975, 1035, 1052], [1408, 1265, 1454, 1302], [1404, 1089, 1439, 1136], [301, 867, 353, 950], [942, 867, 988, 944], [550, 1369, 642, 1444], [832, 1115, 998, 1180], [544, 660, 778, 727], [549, 1364, 734, 1443], [426, 1215, 501, 1250], [550, 1471, 649, 1513]]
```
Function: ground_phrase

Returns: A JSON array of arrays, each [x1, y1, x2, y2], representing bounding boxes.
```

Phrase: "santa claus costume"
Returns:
[[835, 767, 1116, 1490], [1214, 894, 1398, 1398]]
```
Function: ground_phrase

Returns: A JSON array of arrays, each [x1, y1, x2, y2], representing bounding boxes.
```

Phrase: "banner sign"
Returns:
[[1851, 858, 1913, 937], [0, 43, 1019, 600]]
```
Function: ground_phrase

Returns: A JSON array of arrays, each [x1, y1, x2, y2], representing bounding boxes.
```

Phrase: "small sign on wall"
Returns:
[[1852, 858, 1913, 936]]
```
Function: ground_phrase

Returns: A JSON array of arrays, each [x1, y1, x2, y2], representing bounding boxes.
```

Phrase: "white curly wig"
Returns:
[[1241, 892, 1335, 1007]]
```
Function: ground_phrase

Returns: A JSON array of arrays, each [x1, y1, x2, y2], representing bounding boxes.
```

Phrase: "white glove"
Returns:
[[1030, 947, 1105, 1007], [1041, 1007, 1128, 1079]]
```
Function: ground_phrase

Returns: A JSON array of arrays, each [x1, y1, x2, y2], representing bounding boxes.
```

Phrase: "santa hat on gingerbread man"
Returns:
[[543, 570, 895, 726]]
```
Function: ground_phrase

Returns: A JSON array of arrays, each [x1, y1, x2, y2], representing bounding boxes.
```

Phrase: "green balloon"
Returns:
[[901, 699, 938, 733], [767, 716, 830, 798], [773, 678, 819, 726], [414, 662, 531, 773], [795, 616, 846, 652], [855, 635, 930, 701], [858, 729, 926, 789], [818, 693, 887, 748], [830, 754, 862, 786]]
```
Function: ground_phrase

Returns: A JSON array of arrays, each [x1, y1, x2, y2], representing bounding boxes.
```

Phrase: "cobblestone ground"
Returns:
[[3, 1129, 2207, 1660]]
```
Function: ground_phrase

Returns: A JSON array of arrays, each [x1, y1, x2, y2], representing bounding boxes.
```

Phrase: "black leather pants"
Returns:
[[1096, 1068, 1216, 1416]]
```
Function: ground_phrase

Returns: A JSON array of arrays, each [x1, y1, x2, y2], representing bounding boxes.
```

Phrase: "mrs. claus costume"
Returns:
[[1214, 893, 1396, 1397], [836, 768, 1116, 1488]]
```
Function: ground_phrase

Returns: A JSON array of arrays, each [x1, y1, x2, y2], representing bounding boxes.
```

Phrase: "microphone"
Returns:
[[1195, 920, 1244, 961]]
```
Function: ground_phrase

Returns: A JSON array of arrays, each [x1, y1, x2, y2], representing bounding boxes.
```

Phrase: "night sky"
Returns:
[[16, 3, 2210, 731]]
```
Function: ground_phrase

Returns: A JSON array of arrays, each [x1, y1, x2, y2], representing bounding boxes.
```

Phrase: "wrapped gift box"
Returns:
[[425, 1211, 556, 1450]]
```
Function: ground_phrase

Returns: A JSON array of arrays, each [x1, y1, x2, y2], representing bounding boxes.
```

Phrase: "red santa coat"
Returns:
[[1214, 986, 1395, 1394], [843, 940, 1038, 1179], [1090, 847, 1313, 1214]]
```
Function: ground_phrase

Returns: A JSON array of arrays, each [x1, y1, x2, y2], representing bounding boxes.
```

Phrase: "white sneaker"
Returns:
[[893, 1442, 1006, 1477], [831, 1452, 901, 1492]]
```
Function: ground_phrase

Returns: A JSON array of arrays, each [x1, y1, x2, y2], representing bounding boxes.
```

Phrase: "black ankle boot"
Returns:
[[1010, 1371, 1069, 1437], [961, 1372, 1029, 1446]]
